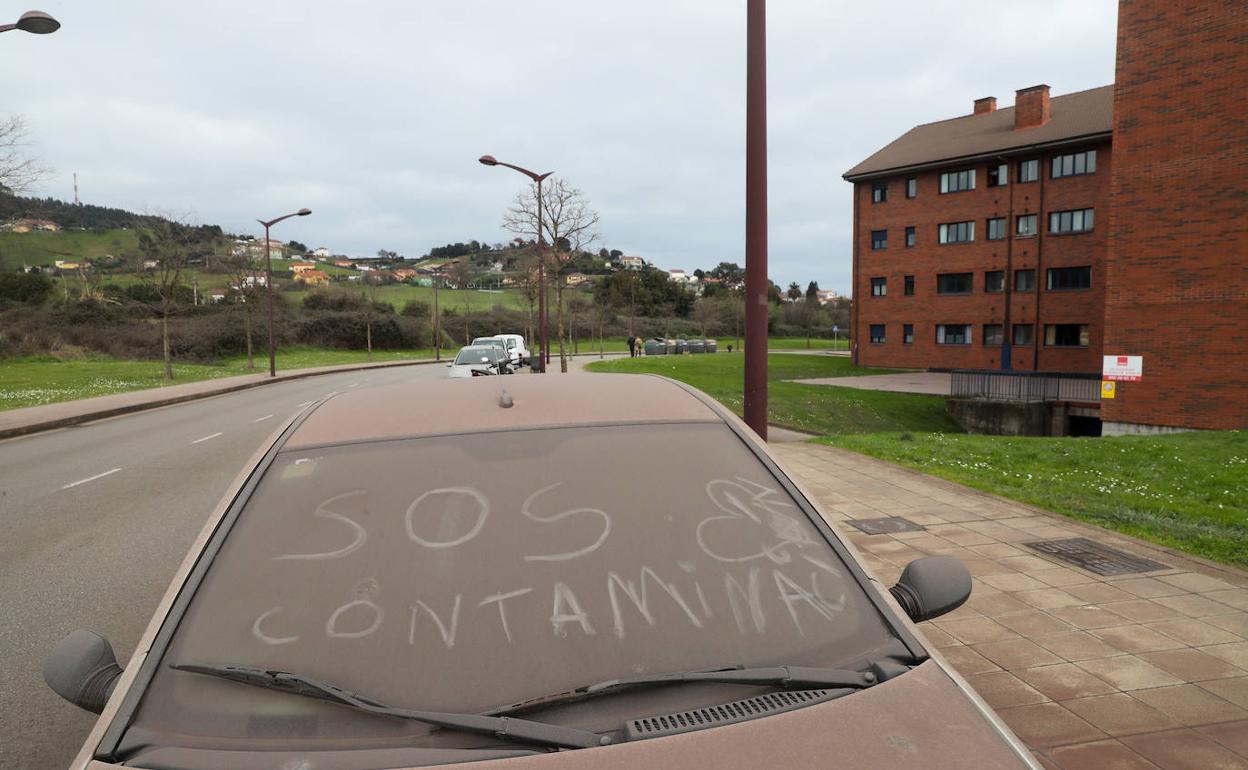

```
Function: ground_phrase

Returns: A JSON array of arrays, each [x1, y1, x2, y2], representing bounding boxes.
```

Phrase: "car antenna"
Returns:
[[499, 387, 513, 409]]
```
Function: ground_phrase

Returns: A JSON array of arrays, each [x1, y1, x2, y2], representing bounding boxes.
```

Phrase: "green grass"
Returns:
[[766, 337, 849, 350], [0, 346, 434, 411], [822, 431, 1248, 568], [0, 229, 141, 270], [283, 284, 529, 312], [585, 353, 961, 435]]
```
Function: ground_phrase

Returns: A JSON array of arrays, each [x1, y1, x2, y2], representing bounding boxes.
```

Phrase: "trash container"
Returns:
[[643, 338, 666, 356], [673, 339, 689, 355], [687, 339, 706, 354], [705, 339, 718, 353]]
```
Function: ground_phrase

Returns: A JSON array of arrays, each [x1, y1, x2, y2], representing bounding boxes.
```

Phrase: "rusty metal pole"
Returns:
[[536, 176, 547, 373], [743, 0, 768, 440], [264, 223, 276, 377]]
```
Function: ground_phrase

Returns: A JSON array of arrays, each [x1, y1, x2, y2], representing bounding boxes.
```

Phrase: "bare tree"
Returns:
[[446, 259, 475, 344], [138, 219, 216, 382], [502, 178, 600, 373], [0, 115, 50, 194], [223, 253, 262, 369]]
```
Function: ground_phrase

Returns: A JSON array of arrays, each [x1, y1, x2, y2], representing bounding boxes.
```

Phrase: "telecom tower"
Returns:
[[73, 173, 79, 205]]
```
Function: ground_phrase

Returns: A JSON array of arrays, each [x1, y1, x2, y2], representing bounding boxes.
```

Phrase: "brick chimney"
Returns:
[[974, 96, 997, 115], [1014, 85, 1051, 130]]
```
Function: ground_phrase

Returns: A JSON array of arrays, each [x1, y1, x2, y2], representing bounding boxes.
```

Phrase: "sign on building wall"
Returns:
[[1102, 355, 1143, 382], [1101, 381, 1117, 400]]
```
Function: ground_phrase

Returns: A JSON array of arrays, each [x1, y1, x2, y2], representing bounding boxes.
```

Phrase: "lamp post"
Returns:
[[0, 10, 59, 34], [479, 154, 552, 373], [257, 208, 311, 377], [743, 0, 769, 440]]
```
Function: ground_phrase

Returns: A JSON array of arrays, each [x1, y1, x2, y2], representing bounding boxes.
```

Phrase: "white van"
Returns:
[[478, 334, 531, 367]]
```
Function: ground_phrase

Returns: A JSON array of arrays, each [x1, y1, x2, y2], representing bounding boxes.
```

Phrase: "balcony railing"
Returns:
[[950, 370, 1101, 403]]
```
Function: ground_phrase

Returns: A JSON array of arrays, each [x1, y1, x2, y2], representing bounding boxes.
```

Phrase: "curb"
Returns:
[[0, 358, 442, 441]]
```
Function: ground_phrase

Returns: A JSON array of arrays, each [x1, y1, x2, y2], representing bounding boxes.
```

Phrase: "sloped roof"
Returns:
[[844, 85, 1113, 180]]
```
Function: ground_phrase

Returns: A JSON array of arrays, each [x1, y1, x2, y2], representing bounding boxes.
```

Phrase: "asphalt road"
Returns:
[[0, 363, 447, 770]]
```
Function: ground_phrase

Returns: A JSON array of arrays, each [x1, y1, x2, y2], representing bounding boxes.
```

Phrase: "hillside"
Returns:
[[0, 228, 141, 271]]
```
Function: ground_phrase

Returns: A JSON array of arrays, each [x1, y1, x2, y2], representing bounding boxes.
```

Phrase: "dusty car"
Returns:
[[45, 375, 1038, 769]]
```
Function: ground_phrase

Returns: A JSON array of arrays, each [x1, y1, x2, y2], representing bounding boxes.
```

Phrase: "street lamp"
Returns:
[[257, 208, 311, 377], [479, 154, 553, 373], [743, 0, 769, 440], [0, 10, 60, 34]]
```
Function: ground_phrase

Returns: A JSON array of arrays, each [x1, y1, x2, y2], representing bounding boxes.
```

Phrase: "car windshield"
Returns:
[[454, 347, 497, 365], [130, 423, 894, 749]]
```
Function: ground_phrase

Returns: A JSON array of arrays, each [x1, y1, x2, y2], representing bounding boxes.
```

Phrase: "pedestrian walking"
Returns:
[[627, 335, 637, 358]]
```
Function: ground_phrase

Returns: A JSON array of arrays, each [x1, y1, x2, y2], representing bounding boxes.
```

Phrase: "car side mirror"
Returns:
[[446, 362, 453, 367], [44, 630, 124, 714], [889, 556, 971, 623]]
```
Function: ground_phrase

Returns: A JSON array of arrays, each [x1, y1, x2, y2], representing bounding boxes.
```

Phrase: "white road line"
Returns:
[[297, 401, 314, 408], [192, 432, 223, 444], [348, 382, 359, 388], [62, 468, 122, 490], [252, 414, 274, 423]]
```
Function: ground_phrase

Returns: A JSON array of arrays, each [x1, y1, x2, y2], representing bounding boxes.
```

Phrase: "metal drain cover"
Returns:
[[848, 517, 925, 535], [1025, 537, 1168, 575]]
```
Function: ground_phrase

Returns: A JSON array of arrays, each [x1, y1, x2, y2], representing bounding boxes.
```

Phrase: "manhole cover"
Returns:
[[847, 517, 925, 535], [1024, 537, 1168, 576]]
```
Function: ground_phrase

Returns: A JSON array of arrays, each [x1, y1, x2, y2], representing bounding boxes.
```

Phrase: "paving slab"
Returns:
[[773, 441, 1248, 770]]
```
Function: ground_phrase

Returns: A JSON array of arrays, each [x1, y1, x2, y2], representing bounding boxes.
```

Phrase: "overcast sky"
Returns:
[[4, 1, 1117, 293]]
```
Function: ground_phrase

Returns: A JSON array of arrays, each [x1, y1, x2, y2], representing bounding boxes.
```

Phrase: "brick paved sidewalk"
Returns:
[[774, 442, 1248, 770]]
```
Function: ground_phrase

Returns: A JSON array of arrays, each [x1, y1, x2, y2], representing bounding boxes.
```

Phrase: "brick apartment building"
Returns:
[[845, 85, 1112, 375], [844, 0, 1247, 432]]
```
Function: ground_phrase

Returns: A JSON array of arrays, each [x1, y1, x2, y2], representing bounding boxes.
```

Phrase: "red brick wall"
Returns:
[[852, 142, 1110, 374], [1102, 0, 1248, 430]]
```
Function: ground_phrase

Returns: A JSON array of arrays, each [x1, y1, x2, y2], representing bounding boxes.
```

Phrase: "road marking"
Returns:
[[192, 432, 224, 444], [323, 391, 339, 399], [348, 382, 359, 388], [297, 401, 314, 408], [62, 468, 122, 490], [252, 414, 274, 423]]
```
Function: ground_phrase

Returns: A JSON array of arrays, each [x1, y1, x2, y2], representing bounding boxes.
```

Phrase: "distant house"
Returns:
[[289, 261, 317, 275], [313, 247, 331, 258], [209, 290, 227, 303], [392, 268, 418, 281], [620, 255, 644, 271], [668, 269, 689, 283], [334, 259, 354, 268], [234, 271, 268, 289], [816, 289, 840, 305], [53, 259, 84, 270], [142, 259, 160, 270], [565, 272, 589, 287], [295, 269, 330, 286]]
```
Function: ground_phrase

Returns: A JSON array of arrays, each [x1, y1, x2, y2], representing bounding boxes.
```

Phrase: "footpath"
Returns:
[[775, 442, 1248, 770]]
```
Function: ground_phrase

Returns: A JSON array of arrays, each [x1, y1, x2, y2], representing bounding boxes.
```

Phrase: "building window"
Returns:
[[1019, 159, 1039, 183], [870, 324, 886, 344], [904, 275, 915, 296], [938, 221, 975, 244], [937, 272, 973, 295], [984, 270, 1004, 293], [870, 277, 887, 296], [871, 229, 887, 250], [1016, 214, 1038, 236], [1051, 150, 1097, 179], [983, 324, 1004, 346], [987, 163, 1009, 187], [1013, 323, 1034, 345], [987, 217, 1006, 240], [1046, 266, 1092, 291], [1045, 324, 1090, 347], [906, 178, 917, 198], [905, 226, 916, 247], [1015, 269, 1036, 292], [936, 324, 971, 345], [1049, 208, 1095, 234], [872, 181, 888, 203], [939, 169, 976, 194], [903, 324, 914, 344]]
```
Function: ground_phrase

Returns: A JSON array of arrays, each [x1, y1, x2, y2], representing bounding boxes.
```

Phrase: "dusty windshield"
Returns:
[[132, 422, 892, 745]]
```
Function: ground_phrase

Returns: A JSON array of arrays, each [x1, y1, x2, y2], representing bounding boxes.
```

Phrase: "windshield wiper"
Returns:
[[172, 663, 609, 750], [487, 664, 879, 716]]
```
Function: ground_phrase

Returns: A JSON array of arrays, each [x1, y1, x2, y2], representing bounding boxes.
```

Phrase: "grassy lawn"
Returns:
[[586, 353, 960, 435], [823, 431, 1248, 569], [283, 284, 529, 312], [0, 346, 434, 410], [0, 229, 141, 270]]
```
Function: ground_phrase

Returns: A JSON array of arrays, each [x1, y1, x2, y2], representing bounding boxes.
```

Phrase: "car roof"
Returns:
[[282, 373, 723, 450]]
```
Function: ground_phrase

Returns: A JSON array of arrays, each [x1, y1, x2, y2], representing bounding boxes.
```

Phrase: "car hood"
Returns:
[[94, 660, 1034, 770]]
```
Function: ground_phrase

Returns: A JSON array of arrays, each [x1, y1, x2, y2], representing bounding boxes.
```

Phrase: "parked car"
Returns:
[[471, 336, 511, 363], [45, 375, 1038, 769], [446, 344, 512, 377], [495, 333, 531, 367]]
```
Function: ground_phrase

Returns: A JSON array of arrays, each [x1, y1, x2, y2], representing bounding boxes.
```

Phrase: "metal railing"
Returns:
[[950, 370, 1101, 403]]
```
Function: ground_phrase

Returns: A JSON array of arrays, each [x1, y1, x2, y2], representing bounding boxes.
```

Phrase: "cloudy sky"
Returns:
[[4, 0, 1117, 293]]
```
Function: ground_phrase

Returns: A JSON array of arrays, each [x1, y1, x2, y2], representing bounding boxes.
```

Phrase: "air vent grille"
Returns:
[[626, 689, 840, 740]]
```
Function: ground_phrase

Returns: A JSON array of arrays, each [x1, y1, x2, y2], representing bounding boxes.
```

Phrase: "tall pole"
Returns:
[[536, 177, 548, 373], [265, 225, 276, 377], [743, 0, 769, 440], [433, 276, 441, 361]]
